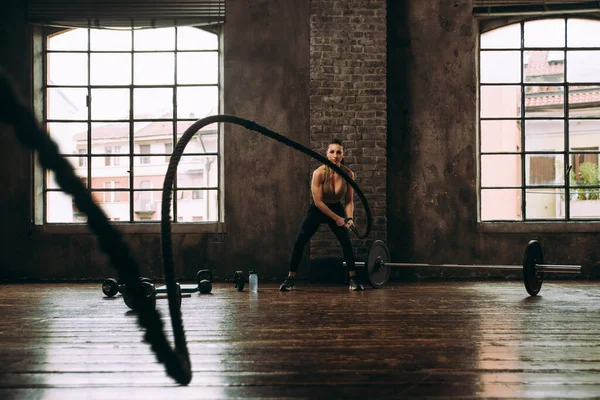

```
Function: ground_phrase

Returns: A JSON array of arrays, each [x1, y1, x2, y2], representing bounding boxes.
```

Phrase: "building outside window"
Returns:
[[40, 25, 221, 223], [479, 17, 600, 221]]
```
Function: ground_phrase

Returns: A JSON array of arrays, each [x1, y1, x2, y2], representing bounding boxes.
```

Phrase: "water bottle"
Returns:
[[249, 270, 258, 293]]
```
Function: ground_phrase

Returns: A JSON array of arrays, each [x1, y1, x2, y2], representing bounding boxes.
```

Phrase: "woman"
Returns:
[[280, 138, 363, 291]]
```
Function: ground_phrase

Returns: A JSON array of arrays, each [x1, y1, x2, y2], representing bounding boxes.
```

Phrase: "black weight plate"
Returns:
[[234, 271, 245, 291], [123, 281, 157, 310], [102, 278, 119, 297], [368, 240, 391, 289], [523, 240, 544, 296], [199, 279, 212, 294]]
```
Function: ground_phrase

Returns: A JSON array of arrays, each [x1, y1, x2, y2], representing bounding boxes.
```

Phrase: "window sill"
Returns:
[[478, 221, 600, 233], [33, 222, 226, 235]]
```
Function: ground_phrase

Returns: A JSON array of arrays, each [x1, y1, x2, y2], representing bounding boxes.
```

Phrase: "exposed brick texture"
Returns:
[[309, 0, 387, 262]]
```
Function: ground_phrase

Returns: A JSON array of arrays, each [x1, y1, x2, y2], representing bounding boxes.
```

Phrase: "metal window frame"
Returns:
[[478, 16, 600, 222], [39, 25, 222, 224]]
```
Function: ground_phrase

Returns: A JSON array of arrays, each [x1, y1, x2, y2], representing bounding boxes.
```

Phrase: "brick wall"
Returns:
[[309, 0, 387, 262]]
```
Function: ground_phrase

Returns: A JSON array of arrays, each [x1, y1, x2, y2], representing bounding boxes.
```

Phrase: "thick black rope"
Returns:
[[161, 118, 372, 346], [1, 69, 372, 386], [162, 116, 372, 264], [0, 71, 192, 385]]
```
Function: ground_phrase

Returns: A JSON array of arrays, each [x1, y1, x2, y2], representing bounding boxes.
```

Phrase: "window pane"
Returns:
[[46, 191, 80, 223], [480, 189, 522, 221], [526, 154, 563, 185], [177, 52, 218, 84], [480, 51, 521, 83], [181, 126, 218, 154], [569, 120, 600, 148], [177, 27, 218, 50], [133, 190, 163, 221], [47, 158, 87, 189], [134, 28, 175, 51], [524, 86, 564, 118], [567, 18, 600, 48], [481, 154, 522, 187], [48, 122, 88, 154], [177, 156, 207, 187], [91, 89, 130, 120], [177, 86, 219, 119], [94, 190, 131, 221], [134, 53, 175, 85], [134, 156, 168, 187], [176, 189, 218, 222], [570, 191, 600, 219], [524, 19, 565, 48], [91, 123, 130, 153], [480, 120, 521, 153], [568, 86, 600, 118], [47, 53, 88, 85], [524, 51, 564, 84], [567, 51, 600, 83], [90, 29, 132, 51], [480, 85, 521, 118], [90, 54, 132, 85], [90, 158, 130, 188], [525, 188, 565, 219], [47, 88, 87, 120], [480, 23, 520, 49], [134, 88, 174, 119], [48, 29, 87, 51], [133, 128, 172, 154], [569, 152, 599, 187], [525, 120, 564, 152]]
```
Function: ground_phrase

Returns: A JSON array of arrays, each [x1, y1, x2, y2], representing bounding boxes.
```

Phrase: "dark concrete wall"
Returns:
[[0, 0, 311, 281], [223, 0, 311, 280], [2, 0, 599, 283], [0, 0, 35, 279], [387, 0, 600, 278]]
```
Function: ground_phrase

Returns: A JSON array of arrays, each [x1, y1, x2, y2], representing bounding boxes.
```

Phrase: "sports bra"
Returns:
[[322, 164, 348, 203]]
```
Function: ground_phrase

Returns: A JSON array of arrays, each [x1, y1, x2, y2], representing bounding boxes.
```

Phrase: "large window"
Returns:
[[479, 17, 600, 221], [40, 26, 221, 223]]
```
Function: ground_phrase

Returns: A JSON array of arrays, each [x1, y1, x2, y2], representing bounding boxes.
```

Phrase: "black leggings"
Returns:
[[289, 202, 355, 273]]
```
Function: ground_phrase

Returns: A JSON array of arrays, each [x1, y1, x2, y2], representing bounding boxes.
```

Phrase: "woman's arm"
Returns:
[[312, 167, 347, 226], [344, 169, 355, 227]]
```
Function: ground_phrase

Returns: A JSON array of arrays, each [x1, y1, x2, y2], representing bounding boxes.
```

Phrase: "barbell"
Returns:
[[345, 240, 581, 296]]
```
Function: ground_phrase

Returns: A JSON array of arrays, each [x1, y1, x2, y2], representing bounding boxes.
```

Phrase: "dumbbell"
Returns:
[[121, 278, 157, 310], [102, 276, 151, 297], [233, 270, 245, 291], [101, 278, 122, 297]]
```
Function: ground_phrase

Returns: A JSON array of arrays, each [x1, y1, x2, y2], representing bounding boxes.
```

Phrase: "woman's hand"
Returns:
[[335, 216, 347, 227], [345, 218, 355, 230]]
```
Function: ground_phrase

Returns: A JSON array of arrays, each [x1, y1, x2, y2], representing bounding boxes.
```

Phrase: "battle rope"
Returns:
[[0, 71, 192, 385], [0, 69, 372, 386], [161, 117, 372, 265]]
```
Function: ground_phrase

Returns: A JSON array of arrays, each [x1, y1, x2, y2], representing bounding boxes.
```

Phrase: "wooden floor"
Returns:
[[1, 280, 599, 399]]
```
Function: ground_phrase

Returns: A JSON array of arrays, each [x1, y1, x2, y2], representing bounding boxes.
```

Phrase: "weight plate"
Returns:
[[368, 240, 391, 289], [199, 279, 212, 294], [123, 281, 157, 310], [523, 240, 544, 296], [102, 278, 119, 297], [234, 271, 245, 292]]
